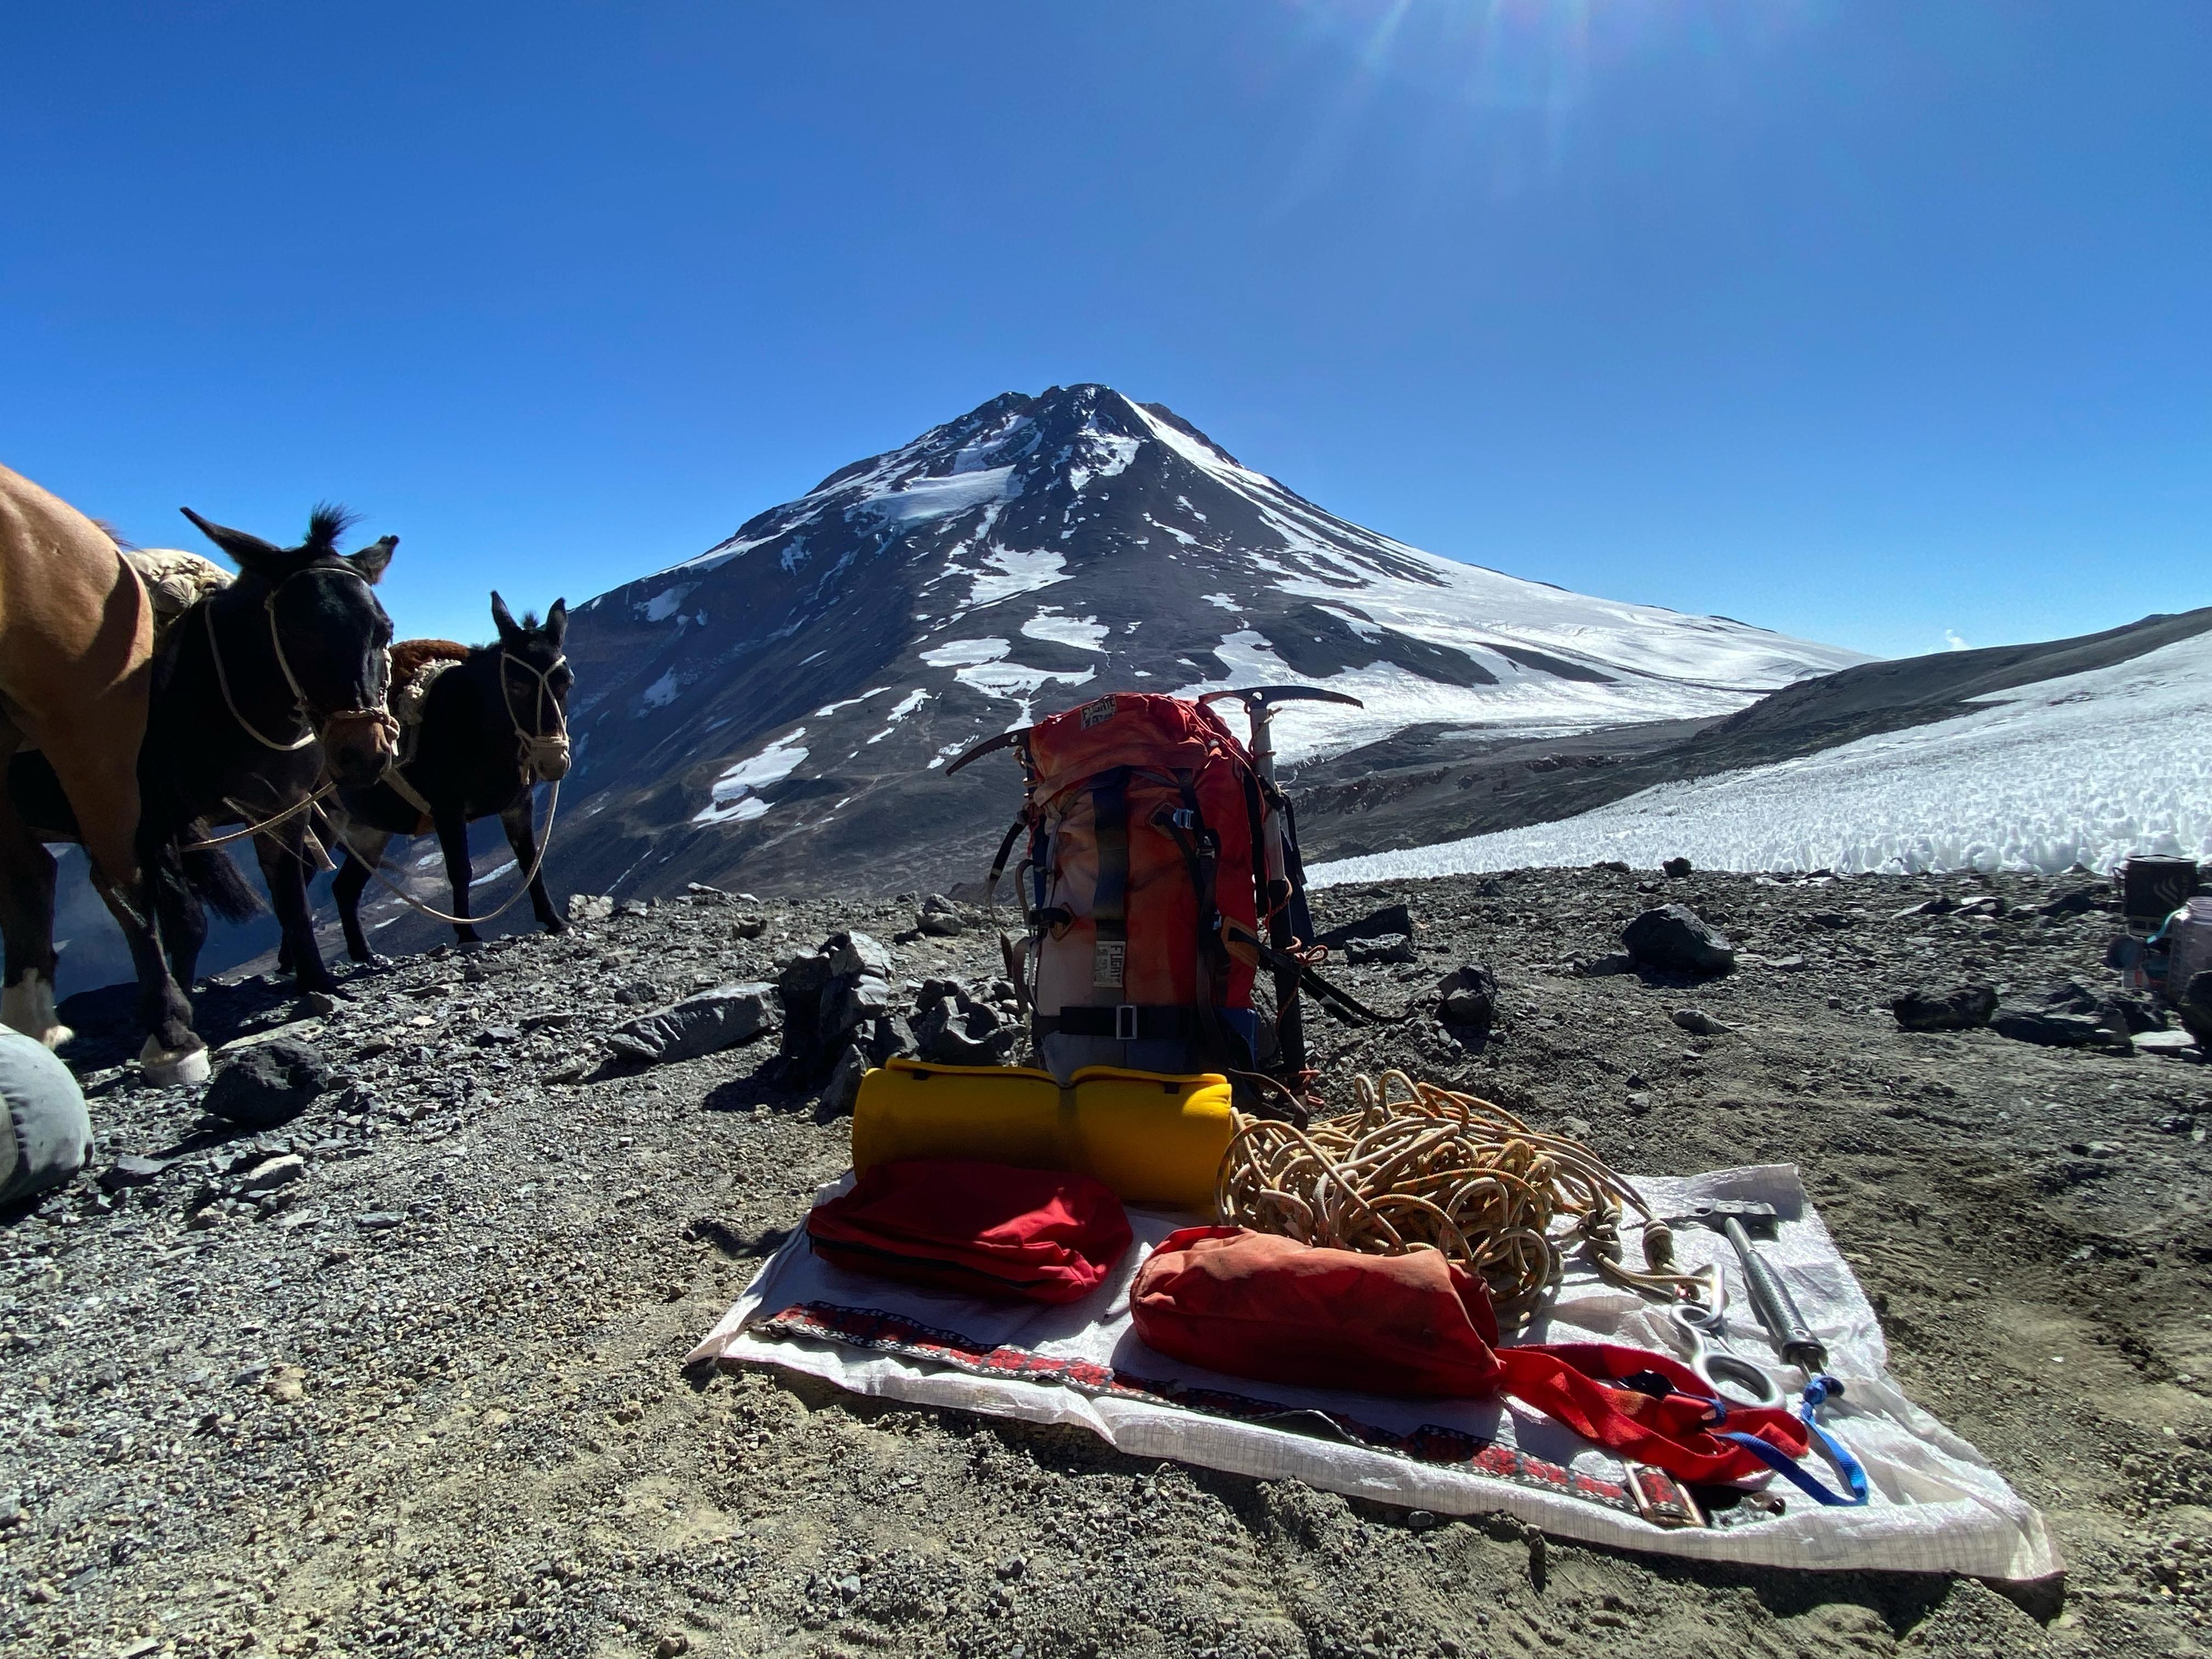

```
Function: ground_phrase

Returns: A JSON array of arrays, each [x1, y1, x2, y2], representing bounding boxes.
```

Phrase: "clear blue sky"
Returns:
[[4, 3, 2204, 660]]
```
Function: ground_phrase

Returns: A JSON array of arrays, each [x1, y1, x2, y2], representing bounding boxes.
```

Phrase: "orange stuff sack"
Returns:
[[1131, 1227, 1814, 1488]]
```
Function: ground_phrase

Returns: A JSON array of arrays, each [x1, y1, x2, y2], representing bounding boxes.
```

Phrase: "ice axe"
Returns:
[[1198, 684, 1364, 781], [1661, 1200, 1827, 1374], [1200, 686, 1363, 1073]]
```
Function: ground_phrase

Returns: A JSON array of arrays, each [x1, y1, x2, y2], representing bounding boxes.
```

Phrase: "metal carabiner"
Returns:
[[1667, 1299, 1785, 1410]]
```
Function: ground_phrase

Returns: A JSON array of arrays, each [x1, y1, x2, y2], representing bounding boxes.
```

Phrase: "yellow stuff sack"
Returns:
[[850, 1058, 1233, 1210]]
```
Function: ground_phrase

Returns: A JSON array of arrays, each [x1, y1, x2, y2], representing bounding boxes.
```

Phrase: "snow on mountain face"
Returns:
[[1308, 628, 2212, 884], [556, 384, 1865, 898]]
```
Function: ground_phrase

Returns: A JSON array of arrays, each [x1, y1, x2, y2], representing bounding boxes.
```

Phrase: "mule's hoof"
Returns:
[[140, 1038, 211, 1087], [2, 974, 71, 1050]]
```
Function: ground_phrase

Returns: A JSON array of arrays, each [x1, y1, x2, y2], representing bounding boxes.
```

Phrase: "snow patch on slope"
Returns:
[[1310, 631, 2212, 883], [695, 729, 809, 826], [1022, 611, 1110, 652], [1066, 432, 1141, 494], [857, 466, 1019, 527], [867, 689, 932, 744], [963, 546, 1070, 609], [920, 639, 1012, 669]]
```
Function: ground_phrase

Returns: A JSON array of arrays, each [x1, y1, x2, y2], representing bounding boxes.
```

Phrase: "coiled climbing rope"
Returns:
[[1215, 1069, 1714, 1319]]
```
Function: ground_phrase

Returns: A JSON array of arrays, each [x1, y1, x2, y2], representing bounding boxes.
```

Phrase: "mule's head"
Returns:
[[182, 503, 400, 786], [490, 592, 573, 782]]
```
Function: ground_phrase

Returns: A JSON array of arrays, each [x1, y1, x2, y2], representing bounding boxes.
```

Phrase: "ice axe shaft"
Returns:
[[1664, 1201, 1827, 1374]]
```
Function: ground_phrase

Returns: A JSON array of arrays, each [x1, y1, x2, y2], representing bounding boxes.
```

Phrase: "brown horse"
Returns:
[[5, 505, 400, 1081], [0, 463, 154, 1049]]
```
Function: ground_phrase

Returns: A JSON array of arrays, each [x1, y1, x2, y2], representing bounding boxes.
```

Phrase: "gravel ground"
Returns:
[[3, 866, 2208, 1659]]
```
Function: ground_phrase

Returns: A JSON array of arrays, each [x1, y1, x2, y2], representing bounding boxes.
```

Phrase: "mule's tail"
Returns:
[[177, 832, 264, 924]]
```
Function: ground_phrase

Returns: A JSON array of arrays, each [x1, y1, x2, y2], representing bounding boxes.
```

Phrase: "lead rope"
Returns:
[[178, 781, 337, 851], [202, 567, 400, 754], [500, 650, 572, 780], [205, 601, 314, 752], [332, 780, 562, 927]]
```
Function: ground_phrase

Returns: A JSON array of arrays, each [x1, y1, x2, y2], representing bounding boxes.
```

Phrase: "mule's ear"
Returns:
[[545, 599, 568, 646], [347, 534, 398, 585], [181, 507, 283, 574], [489, 591, 523, 645]]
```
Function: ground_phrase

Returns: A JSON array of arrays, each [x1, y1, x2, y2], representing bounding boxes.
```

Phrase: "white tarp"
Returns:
[[690, 1163, 2057, 1581]]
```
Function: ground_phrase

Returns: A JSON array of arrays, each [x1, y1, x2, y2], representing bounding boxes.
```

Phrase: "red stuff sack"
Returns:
[[1132, 1227, 1812, 1488], [805, 1159, 1133, 1305]]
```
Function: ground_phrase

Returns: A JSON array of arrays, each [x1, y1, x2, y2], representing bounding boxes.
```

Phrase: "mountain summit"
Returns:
[[556, 385, 1863, 896]]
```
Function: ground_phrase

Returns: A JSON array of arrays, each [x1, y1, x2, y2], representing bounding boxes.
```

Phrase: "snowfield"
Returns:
[[1309, 629, 2212, 884], [1172, 628, 1765, 767]]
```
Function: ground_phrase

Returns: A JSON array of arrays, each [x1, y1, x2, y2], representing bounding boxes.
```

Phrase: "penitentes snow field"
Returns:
[[1309, 629, 2212, 884]]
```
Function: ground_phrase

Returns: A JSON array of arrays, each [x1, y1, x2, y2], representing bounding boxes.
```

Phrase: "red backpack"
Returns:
[[955, 689, 1389, 1092], [954, 693, 1269, 1081]]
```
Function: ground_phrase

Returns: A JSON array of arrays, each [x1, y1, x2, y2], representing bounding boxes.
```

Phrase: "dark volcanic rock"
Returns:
[[2175, 969, 2212, 1050], [1319, 905, 1414, 951], [1990, 982, 2129, 1049], [820, 1045, 868, 1118], [2101, 992, 2164, 1035], [203, 1038, 332, 1129], [1436, 964, 1498, 1028], [772, 935, 917, 1087], [1891, 985, 1999, 1032], [1570, 951, 1635, 978], [1621, 905, 1736, 977], [912, 986, 1018, 1065], [2039, 888, 2104, 919], [1661, 856, 1692, 879], [1345, 933, 1416, 966], [606, 984, 774, 1065]]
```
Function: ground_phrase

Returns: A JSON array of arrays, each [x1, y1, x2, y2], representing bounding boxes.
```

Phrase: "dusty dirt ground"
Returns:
[[3, 865, 2208, 1658]]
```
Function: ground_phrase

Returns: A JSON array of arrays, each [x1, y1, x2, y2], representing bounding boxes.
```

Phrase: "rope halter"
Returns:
[[206, 563, 399, 754], [500, 649, 571, 782]]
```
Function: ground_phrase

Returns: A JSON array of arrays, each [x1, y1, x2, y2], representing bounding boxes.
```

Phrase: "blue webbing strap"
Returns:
[[1720, 1376, 1870, 1507]]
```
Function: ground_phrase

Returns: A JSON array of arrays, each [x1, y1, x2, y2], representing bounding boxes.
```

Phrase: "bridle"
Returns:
[[500, 648, 572, 782], [204, 563, 400, 755]]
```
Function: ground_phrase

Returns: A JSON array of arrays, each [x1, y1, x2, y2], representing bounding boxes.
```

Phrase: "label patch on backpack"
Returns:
[[1093, 940, 1126, 988], [1080, 696, 1118, 729]]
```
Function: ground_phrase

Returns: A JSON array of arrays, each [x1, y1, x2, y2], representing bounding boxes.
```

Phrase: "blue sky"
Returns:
[[4, 2, 2203, 660]]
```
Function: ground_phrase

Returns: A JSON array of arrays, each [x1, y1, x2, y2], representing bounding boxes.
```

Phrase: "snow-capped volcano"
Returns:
[[555, 385, 1864, 898]]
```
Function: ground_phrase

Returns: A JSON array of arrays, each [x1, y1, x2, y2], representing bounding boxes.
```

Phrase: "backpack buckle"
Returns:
[[1115, 1005, 1139, 1041]]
